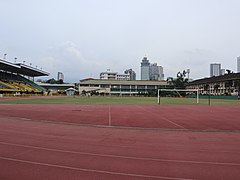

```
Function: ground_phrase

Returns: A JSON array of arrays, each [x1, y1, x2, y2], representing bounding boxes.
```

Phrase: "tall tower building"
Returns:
[[141, 57, 150, 80], [57, 72, 64, 81], [210, 63, 221, 77], [237, 56, 240, 73]]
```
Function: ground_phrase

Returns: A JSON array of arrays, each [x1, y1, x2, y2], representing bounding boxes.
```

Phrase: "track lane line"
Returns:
[[0, 156, 195, 180], [136, 106, 187, 129], [108, 105, 111, 126], [1, 141, 239, 166]]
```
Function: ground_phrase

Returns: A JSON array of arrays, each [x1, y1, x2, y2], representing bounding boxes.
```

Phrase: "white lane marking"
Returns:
[[0, 141, 239, 166], [0, 156, 195, 180], [108, 105, 111, 126], [161, 116, 186, 129], [136, 106, 186, 129]]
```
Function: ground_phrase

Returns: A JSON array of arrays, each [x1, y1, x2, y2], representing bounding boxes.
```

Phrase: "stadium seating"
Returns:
[[0, 71, 45, 94]]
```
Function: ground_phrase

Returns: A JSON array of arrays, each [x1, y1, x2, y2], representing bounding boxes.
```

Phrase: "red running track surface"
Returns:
[[0, 104, 239, 131], [0, 104, 240, 179]]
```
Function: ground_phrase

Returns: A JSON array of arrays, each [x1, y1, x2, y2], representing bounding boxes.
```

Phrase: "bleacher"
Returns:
[[0, 59, 49, 95], [17, 74, 45, 92], [0, 72, 44, 94]]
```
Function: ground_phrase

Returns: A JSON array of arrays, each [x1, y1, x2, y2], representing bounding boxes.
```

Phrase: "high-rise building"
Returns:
[[141, 57, 150, 80], [57, 72, 64, 81], [237, 56, 240, 73], [210, 63, 221, 77], [220, 69, 225, 75], [150, 63, 164, 80], [141, 56, 164, 80], [124, 69, 136, 80]]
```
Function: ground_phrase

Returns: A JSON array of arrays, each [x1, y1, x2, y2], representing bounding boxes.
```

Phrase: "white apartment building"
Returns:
[[100, 70, 130, 80]]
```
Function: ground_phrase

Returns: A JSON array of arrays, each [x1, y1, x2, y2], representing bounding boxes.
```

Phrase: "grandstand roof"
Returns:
[[0, 59, 20, 72], [0, 59, 49, 77]]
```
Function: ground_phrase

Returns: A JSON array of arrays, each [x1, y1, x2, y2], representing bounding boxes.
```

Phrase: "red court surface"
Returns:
[[0, 104, 240, 179]]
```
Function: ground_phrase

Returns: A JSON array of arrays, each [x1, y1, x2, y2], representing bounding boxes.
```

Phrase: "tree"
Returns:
[[166, 77, 174, 87], [56, 79, 64, 84], [46, 78, 57, 84], [46, 78, 64, 84], [166, 71, 189, 97], [226, 69, 231, 74], [174, 71, 189, 89]]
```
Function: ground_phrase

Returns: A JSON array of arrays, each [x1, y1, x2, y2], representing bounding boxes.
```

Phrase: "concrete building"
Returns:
[[210, 63, 221, 77], [36, 82, 75, 94], [100, 71, 118, 80], [124, 69, 136, 80], [141, 57, 150, 80], [150, 63, 164, 80], [187, 72, 240, 96], [141, 57, 164, 80], [100, 70, 130, 81], [57, 72, 64, 81], [237, 56, 240, 73], [79, 78, 167, 96], [220, 69, 225, 75]]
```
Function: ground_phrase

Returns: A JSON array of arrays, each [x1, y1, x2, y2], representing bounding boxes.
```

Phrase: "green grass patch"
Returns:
[[0, 96, 239, 105]]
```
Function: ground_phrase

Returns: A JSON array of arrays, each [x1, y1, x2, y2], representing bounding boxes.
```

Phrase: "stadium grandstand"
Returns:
[[0, 58, 49, 96]]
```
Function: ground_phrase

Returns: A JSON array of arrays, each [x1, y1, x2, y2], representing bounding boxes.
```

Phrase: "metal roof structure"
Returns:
[[188, 73, 240, 86], [0, 59, 49, 77], [36, 82, 75, 87], [80, 78, 167, 86], [0, 59, 20, 72]]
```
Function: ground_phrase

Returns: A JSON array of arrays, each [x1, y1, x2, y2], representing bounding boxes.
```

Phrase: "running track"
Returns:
[[0, 104, 240, 179]]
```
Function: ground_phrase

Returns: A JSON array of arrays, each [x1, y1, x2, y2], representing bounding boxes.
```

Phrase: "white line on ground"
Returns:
[[161, 116, 186, 129], [0, 156, 195, 180], [108, 105, 111, 127], [0, 141, 239, 166], [136, 106, 187, 129]]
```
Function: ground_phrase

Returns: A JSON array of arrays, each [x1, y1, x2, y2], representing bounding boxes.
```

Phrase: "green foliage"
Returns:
[[167, 71, 189, 89], [46, 78, 64, 84]]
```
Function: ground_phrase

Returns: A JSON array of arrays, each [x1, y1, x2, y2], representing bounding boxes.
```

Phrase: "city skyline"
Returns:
[[1, 0, 240, 82], [141, 57, 164, 81]]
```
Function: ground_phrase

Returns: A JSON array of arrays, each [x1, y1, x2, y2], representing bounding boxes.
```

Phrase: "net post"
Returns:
[[157, 89, 160, 104]]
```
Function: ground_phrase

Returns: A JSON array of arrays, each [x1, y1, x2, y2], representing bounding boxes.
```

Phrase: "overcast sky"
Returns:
[[1, 0, 240, 82]]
